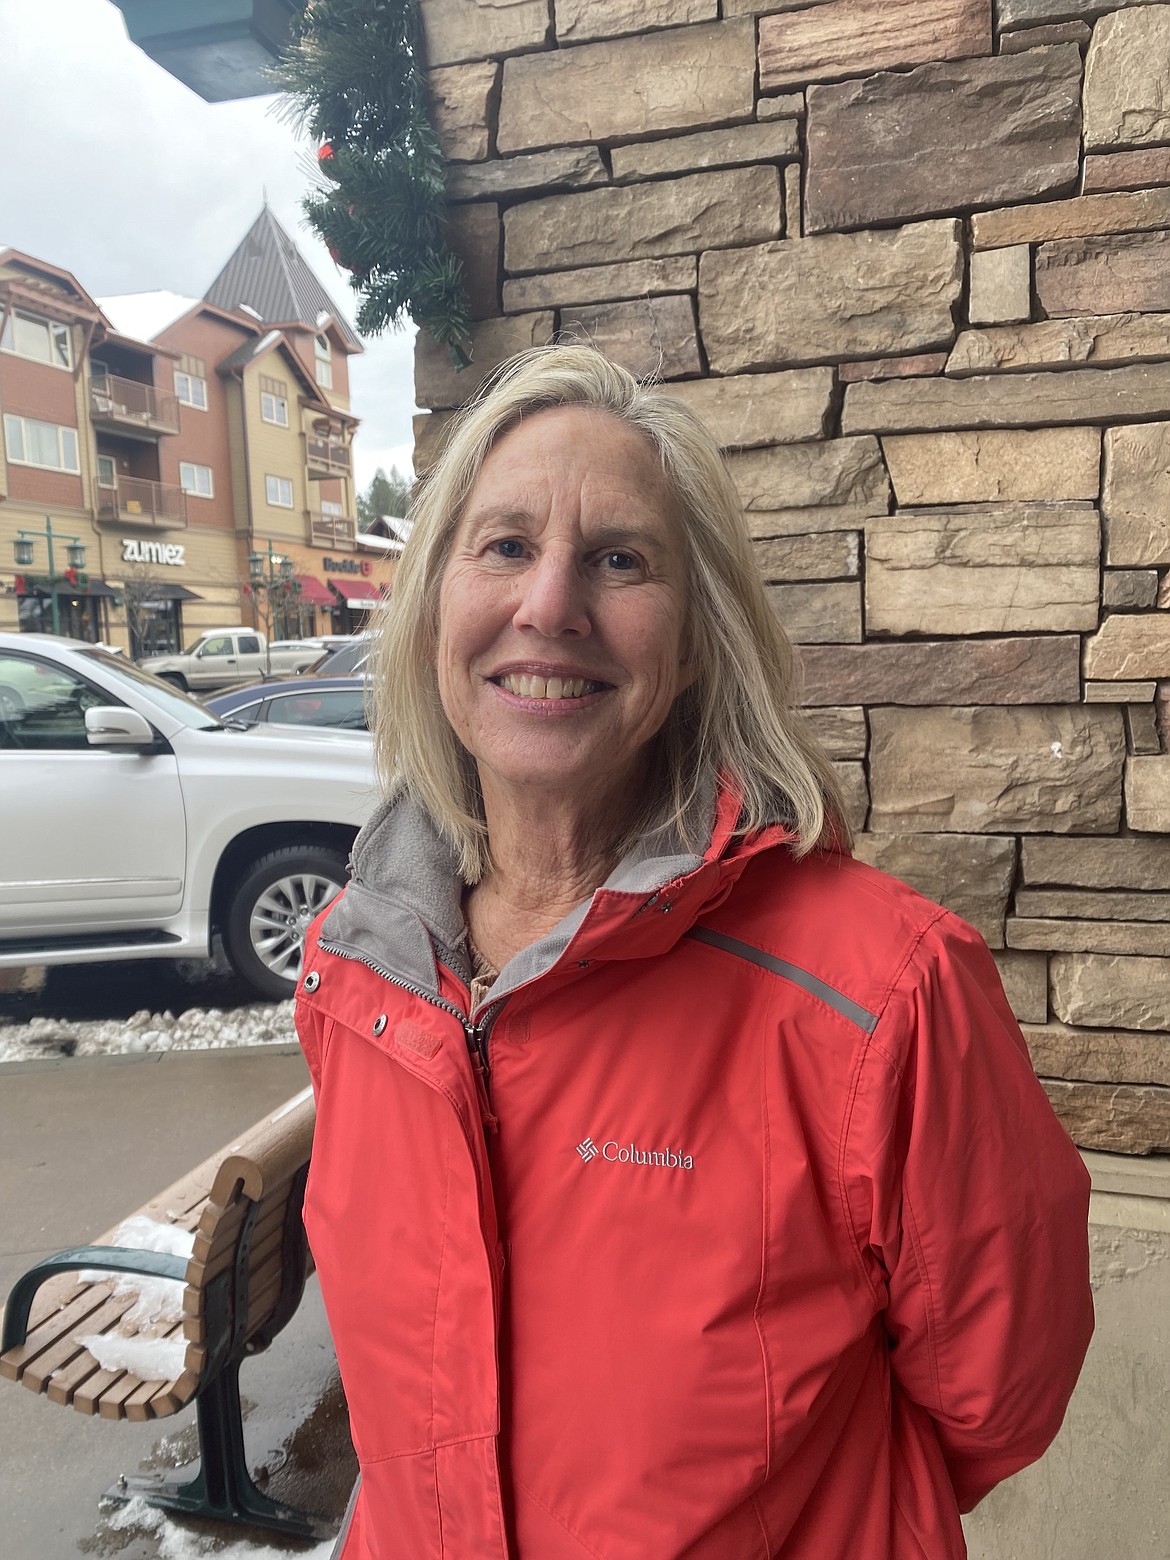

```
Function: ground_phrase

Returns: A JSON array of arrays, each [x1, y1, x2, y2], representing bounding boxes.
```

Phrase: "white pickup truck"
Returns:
[[138, 628, 323, 692], [0, 633, 377, 999]]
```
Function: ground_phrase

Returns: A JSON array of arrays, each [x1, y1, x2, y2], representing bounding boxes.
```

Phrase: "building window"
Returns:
[[174, 369, 208, 409], [179, 461, 214, 498], [3, 413, 80, 473], [266, 474, 294, 508], [1, 310, 73, 370], [96, 453, 117, 487], [321, 499, 343, 516], [314, 332, 333, 390], [260, 376, 289, 426]]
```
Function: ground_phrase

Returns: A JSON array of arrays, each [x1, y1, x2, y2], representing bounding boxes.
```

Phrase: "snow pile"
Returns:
[[79, 1330, 189, 1381], [0, 998, 296, 1063], [80, 1215, 196, 1328], [105, 1496, 337, 1559]]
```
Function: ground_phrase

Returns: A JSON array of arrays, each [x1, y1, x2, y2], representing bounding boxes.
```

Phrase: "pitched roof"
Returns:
[[203, 206, 362, 354], [96, 290, 202, 342]]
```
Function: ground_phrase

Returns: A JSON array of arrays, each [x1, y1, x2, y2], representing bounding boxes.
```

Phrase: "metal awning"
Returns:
[[109, 0, 304, 103]]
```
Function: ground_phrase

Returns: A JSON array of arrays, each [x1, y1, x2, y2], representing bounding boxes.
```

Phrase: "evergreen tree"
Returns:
[[358, 464, 412, 529]]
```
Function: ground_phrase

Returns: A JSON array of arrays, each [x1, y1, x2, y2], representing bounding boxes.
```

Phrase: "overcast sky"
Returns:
[[0, 0, 418, 494]]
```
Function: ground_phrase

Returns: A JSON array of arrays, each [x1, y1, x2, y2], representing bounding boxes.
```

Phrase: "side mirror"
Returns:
[[85, 706, 157, 748]]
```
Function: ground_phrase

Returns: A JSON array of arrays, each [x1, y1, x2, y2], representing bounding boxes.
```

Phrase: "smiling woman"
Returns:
[[293, 346, 1092, 1560]]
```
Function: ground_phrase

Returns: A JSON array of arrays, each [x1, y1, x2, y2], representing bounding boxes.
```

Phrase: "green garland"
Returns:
[[276, 0, 471, 358]]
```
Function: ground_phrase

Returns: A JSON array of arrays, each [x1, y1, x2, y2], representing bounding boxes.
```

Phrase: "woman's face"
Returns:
[[436, 405, 695, 816]]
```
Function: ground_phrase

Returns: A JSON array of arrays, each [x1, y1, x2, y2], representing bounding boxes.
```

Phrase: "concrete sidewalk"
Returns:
[[0, 1045, 356, 1559]]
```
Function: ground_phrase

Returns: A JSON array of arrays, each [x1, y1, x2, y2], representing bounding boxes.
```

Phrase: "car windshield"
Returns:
[[307, 637, 371, 676], [76, 647, 224, 730]]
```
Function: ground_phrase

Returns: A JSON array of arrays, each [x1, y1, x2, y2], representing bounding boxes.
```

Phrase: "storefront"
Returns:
[[15, 576, 117, 643], [114, 536, 207, 658], [328, 574, 386, 633]]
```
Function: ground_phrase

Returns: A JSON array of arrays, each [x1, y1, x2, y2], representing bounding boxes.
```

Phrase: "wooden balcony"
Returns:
[[307, 511, 357, 549], [305, 434, 352, 478], [90, 370, 181, 438], [95, 475, 188, 530]]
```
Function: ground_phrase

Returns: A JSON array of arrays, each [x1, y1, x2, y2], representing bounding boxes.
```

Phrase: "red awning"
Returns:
[[295, 574, 335, 606], [330, 578, 384, 608]]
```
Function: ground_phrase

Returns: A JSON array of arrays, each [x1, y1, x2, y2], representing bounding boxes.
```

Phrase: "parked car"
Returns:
[[138, 628, 324, 692], [0, 633, 377, 999], [206, 676, 369, 732], [304, 633, 374, 677]]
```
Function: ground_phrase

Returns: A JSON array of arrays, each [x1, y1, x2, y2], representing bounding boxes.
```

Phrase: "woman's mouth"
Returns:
[[492, 673, 606, 699]]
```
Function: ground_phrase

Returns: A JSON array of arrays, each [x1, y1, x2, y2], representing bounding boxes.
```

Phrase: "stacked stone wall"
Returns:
[[415, 0, 1170, 1155]]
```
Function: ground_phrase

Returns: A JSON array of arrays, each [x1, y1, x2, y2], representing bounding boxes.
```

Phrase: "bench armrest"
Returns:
[[2, 1245, 188, 1353]]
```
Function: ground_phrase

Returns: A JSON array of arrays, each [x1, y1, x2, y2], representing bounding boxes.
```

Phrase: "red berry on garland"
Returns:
[[318, 142, 334, 162]]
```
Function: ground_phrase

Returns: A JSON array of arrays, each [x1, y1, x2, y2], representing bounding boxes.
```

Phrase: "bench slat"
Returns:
[[25, 1293, 137, 1394], [1, 1281, 116, 1382], [123, 1323, 190, 1421]]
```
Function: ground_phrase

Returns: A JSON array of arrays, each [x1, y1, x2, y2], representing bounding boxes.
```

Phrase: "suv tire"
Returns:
[[224, 844, 348, 1001], [158, 672, 188, 691]]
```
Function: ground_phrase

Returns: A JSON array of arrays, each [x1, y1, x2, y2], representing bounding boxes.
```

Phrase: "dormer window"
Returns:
[[314, 332, 333, 389], [1, 310, 73, 370]]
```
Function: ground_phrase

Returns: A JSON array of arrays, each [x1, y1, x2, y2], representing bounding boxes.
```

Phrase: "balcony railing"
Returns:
[[307, 511, 357, 549], [305, 434, 352, 477], [95, 475, 188, 530], [90, 370, 181, 437]]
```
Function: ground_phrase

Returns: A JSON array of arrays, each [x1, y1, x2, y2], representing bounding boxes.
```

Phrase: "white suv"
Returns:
[[0, 634, 379, 1000]]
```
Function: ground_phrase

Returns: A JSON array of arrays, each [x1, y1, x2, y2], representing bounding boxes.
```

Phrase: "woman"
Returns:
[[296, 346, 1092, 1560]]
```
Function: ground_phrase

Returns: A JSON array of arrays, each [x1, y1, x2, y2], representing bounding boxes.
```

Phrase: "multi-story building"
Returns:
[[0, 208, 381, 656]]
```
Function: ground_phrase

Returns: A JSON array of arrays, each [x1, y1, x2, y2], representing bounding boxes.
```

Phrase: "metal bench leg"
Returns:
[[105, 1359, 333, 1542]]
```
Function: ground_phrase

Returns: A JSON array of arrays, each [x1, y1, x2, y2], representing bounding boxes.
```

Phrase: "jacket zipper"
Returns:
[[317, 936, 503, 1084]]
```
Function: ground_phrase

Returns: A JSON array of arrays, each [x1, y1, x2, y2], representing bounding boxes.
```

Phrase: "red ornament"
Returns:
[[318, 142, 334, 163]]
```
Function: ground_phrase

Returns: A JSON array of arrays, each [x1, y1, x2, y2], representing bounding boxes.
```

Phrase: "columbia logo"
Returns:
[[577, 1137, 600, 1162], [574, 1136, 695, 1171]]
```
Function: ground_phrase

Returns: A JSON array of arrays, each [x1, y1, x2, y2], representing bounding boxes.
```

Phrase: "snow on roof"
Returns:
[[96, 290, 200, 343]]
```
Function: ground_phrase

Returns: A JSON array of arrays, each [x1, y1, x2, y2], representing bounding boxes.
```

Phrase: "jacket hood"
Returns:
[[319, 776, 793, 1016]]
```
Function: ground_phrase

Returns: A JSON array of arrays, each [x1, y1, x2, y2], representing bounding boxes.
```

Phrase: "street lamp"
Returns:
[[13, 516, 86, 637], [248, 540, 301, 674]]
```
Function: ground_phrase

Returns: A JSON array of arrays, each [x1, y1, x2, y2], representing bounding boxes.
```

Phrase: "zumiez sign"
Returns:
[[122, 538, 186, 567], [576, 1136, 694, 1171]]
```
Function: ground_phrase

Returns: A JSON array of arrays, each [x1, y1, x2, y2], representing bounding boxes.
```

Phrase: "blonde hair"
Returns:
[[372, 345, 850, 880]]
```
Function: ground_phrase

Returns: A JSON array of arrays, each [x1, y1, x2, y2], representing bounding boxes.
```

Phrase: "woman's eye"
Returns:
[[491, 538, 526, 559], [603, 550, 639, 572]]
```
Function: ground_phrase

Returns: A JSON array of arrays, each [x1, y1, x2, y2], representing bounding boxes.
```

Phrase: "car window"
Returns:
[[237, 635, 262, 655], [199, 636, 233, 657], [311, 638, 370, 676], [265, 689, 368, 730], [0, 651, 109, 751]]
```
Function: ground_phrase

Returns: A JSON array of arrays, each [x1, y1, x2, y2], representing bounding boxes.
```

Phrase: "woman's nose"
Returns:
[[512, 550, 591, 638]]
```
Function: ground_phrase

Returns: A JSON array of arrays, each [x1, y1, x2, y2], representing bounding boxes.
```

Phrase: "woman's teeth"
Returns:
[[498, 673, 599, 699]]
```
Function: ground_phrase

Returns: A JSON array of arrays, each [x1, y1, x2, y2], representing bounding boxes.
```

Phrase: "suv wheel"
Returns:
[[224, 845, 348, 1001], [158, 672, 188, 691]]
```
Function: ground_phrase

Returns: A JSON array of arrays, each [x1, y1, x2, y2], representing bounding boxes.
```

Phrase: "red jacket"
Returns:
[[295, 787, 1092, 1559]]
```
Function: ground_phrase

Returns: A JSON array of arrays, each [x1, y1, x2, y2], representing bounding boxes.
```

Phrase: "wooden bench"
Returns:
[[0, 1086, 329, 1542]]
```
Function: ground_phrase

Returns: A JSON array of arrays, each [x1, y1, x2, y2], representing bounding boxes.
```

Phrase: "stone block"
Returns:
[[559, 296, 701, 380], [700, 220, 962, 374], [1103, 422, 1170, 567], [764, 582, 862, 643], [728, 438, 891, 533], [1083, 6, 1170, 150], [1022, 835, 1170, 890], [868, 706, 1126, 834], [1023, 1023, 1170, 1088], [1052, 952, 1170, 1031], [968, 246, 1031, 325], [1017, 888, 1170, 922], [420, 0, 551, 67], [948, 313, 1170, 375], [555, 0, 715, 43], [444, 203, 501, 320], [1127, 755, 1170, 831], [972, 187, 1170, 248], [994, 951, 1049, 1024], [506, 167, 780, 275], [497, 20, 755, 151], [802, 706, 867, 759], [1083, 148, 1170, 193], [997, 0, 1162, 24], [753, 532, 859, 581], [1040, 1078, 1170, 1155], [502, 257, 695, 313], [881, 429, 1100, 505], [804, 48, 1081, 233], [446, 146, 607, 201], [429, 62, 499, 162], [834, 761, 869, 832], [415, 312, 554, 409], [1083, 616, 1170, 680], [843, 361, 1170, 433], [784, 164, 802, 236], [999, 21, 1091, 49], [724, 0, 836, 13], [798, 636, 1082, 706], [865, 503, 1100, 636], [757, 92, 805, 120], [758, 0, 990, 91], [1084, 681, 1158, 702], [413, 410, 458, 475], [663, 368, 834, 449], [1127, 703, 1163, 754], [1036, 232, 1170, 317], [837, 353, 948, 383], [611, 121, 800, 183], [1108, 555, 1168, 604], [853, 832, 1016, 947], [1011, 919, 1170, 956]]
